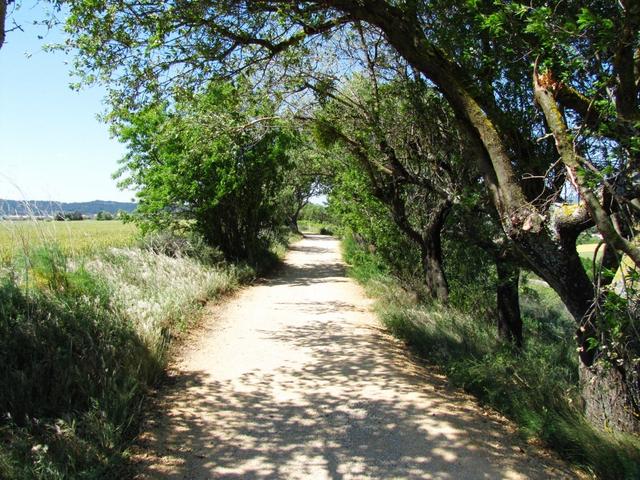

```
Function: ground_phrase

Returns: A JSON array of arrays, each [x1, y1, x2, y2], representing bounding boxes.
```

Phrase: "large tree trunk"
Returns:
[[381, 181, 452, 302], [289, 195, 307, 235], [420, 200, 450, 302], [495, 260, 522, 348], [0, 1, 7, 50], [521, 234, 640, 433], [420, 236, 449, 303], [580, 362, 640, 435], [288, 214, 301, 235]]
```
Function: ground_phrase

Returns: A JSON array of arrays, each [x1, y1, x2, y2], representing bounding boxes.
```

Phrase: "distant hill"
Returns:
[[0, 199, 137, 217]]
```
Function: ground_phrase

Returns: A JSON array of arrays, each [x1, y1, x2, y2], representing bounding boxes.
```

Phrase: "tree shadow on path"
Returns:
[[133, 236, 575, 479]]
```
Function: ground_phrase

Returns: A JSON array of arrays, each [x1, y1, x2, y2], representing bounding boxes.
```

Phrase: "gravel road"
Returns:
[[133, 235, 576, 479]]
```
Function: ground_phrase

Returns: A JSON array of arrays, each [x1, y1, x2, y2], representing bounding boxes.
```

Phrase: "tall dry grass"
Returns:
[[0, 227, 248, 478]]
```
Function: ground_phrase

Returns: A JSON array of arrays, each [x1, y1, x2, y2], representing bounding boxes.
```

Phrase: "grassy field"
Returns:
[[577, 242, 601, 260], [0, 220, 139, 262]]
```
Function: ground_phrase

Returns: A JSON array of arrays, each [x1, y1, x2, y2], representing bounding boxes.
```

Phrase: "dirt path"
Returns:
[[133, 235, 576, 479]]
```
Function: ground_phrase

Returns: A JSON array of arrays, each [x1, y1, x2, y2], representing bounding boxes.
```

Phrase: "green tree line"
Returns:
[[2, 0, 640, 476], [53, 0, 640, 439]]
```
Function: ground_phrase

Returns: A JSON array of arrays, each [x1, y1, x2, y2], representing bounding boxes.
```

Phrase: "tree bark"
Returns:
[[288, 216, 301, 234], [420, 233, 449, 303], [288, 211, 302, 235], [533, 69, 640, 268], [580, 362, 640, 435], [495, 260, 522, 348], [418, 200, 450, 303], [0, 1, 7, 50]]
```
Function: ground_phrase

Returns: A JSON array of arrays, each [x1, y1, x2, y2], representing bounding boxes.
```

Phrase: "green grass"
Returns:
[[298, 220, 338, 235], [0, 220, 139, 263], [0, 232, 249, 479], [342, 234, 640, 480]]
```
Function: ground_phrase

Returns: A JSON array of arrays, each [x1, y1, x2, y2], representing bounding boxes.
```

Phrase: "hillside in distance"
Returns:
[[0, 199, 137, 217]]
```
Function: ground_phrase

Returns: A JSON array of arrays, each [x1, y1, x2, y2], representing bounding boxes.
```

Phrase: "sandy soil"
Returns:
[[132, 235, 577, 479]]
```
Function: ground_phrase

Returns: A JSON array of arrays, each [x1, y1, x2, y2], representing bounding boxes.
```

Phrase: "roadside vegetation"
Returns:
[[341, 233, 640, 479], [3, 1, 640, 478], [0, 222, 261, 478], [0, 78, 309, 479]]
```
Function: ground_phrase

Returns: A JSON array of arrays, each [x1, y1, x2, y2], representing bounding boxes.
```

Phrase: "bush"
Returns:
[[54, 211, 83, 221], [96, 211, 114, 221], [0, 249, 157, 478], [114, 81, 295, 263], [342, 233, 390, 284], [443, 233, 497, 315]]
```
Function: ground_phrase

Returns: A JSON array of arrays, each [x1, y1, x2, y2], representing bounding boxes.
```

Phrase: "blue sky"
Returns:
[[0, 2, 134, 203]]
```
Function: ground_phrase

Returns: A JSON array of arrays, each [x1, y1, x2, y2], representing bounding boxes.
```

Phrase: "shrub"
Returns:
[[96, 211, 114, 221], [114, 81, 296, 263], [54, 211, 83, 221], [0, 249, 157, 478], [138, 231, 224, 266]]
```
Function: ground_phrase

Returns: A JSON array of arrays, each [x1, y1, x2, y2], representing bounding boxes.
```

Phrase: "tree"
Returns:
[[96, 210, 113, 220], [113, 80, 295, 262], [306, 30, 477, 303], [276, 137, 330, 234], [55, 211, 83, 221], [316, 69, 524, 342], [60, 0, 640, 432], [0, 1, 8, 49], [312, 75, 460, 302], [447, 205, 525, 347]]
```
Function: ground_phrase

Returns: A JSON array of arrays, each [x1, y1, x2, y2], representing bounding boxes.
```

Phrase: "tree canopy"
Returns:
[[56, 0, 640, 435], [113, 80, 297, 261]]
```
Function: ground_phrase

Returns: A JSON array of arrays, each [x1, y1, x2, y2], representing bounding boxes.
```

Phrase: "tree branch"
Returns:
[[210, 16, 351, 56], [0, 0, 9, 50], [534, 65, 640, 267]]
